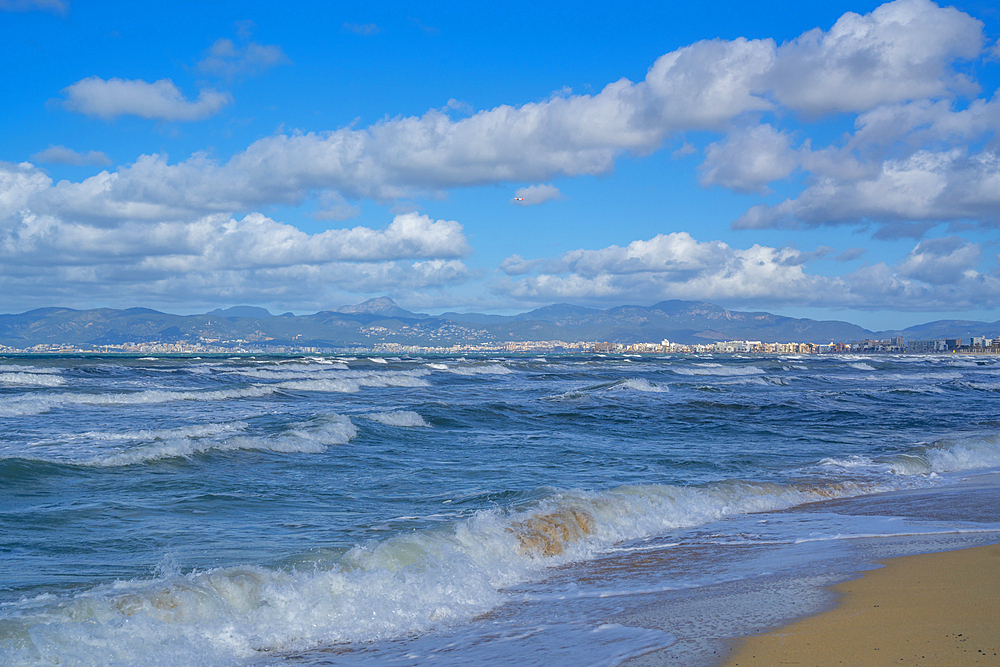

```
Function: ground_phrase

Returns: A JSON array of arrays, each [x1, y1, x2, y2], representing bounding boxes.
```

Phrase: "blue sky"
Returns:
[[1, 0, 999, 330]]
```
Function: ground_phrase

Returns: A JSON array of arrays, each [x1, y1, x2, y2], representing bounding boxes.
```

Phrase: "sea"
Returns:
[[1, 352, 999, 667]]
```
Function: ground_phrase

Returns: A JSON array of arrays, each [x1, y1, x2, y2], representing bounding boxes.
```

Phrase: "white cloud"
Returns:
[[196, 38, 291, 78], [0, 161, 472, 308], [512, 184, 561, 206], [0, 161, 52, 222], [5, 0, 999, 312], [896, 236, 981, 284], [499, 255, 543, 275], [0, 259, 471, 312], [495, 231, 1000, 311], [61, 77, 231, 121], [498, 232, 829, 304], [698, 124, 797, 194], [31, 145, 110, 166], [26, 1, 991, 231], [768, 0, 982, 115], [0, 0, 66, 15], [733, 148, 1000, 236]]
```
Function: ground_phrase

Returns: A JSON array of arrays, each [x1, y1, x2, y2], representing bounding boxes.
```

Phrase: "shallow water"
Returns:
[[1, 353, 998, 666]]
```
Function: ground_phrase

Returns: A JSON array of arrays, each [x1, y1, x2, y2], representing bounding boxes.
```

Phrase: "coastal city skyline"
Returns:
[[2, 0, 1000, 333], [2, 296, 997, 355]]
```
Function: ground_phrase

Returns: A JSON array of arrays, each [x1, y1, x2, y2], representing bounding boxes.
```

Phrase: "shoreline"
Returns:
[[722, 543, 1000, 667], [618, 474, 1000, 667]]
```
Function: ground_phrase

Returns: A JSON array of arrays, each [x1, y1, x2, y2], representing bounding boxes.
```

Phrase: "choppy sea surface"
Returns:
[[1, 353, 999, 666]]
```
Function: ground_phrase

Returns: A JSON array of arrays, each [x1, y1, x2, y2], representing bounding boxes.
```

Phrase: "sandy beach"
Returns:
[[723, 543, 1000, 667]]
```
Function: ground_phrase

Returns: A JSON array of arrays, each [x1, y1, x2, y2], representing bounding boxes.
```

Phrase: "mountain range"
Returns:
[[1, 298, 997, 350]]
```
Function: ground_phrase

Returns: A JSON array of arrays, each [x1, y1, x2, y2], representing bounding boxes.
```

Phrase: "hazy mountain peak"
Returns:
[[208, 306, 273, 318], [334, 297, 426, 318]]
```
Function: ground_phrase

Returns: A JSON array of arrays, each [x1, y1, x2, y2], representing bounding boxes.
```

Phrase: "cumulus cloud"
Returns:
[[0, 162, 471, 307], [0, 161, 53, 221], [511, 184, 561, 206], [196, 38, 291, 78], [6, 0, 999, 310], [31, 145, 110, 166], [733, 147, 1000, 236], [699, 124, 797, 194], [727, 73, 1000, 235], [896, 236, 981, 284], [28, 0, 992, 230], [495, 232, 1000, 311], [0, 0, 66, 15], [61, 77, 231, 121], [498, 233, 828, 304], [767, 0, 982, 115]]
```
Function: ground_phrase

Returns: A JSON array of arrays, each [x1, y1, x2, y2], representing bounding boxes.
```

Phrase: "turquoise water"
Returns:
[[1, 353, 999, 665]]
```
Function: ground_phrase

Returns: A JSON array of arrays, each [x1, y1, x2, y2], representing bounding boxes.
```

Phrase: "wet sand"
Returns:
[[723, 543, 1000, 666]]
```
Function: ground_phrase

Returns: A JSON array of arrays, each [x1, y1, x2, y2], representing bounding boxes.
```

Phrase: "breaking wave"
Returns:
[[0, 372, 65, 387], [670, 365, 764, 377], [442, 363, 513, 376], [363, 411, 430, 427], [84, 415, 357, 466], [819, 434, 1000, 475], [2, 433, 998, 666], [615, 378, 668, 393], [0, 386, 277, 417], [0, 370, 432, 416]]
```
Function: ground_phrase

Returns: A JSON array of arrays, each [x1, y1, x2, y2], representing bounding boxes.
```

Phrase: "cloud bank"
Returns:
[[39, 1, 991, 232], [0, 161, 471, 307], [6, 0, 998, 313], [496, 232, 1000, 312]]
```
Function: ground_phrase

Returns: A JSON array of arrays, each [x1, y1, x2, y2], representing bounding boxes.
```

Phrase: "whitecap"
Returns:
[[615, 378, 668, 393], [671, 366, 764, 377], [444, 364, 513, 376], [363, 411, 431, 427], [85, 415, 356, 466], [0, 372, 65, 387]]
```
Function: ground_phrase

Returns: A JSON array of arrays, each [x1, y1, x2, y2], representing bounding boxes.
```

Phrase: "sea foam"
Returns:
[[0, 472, 920, 667], [9, 430, 995, 667], [363, 411, 431, 427], [0, 372, 65, 387], [83, 415, 357, 466]]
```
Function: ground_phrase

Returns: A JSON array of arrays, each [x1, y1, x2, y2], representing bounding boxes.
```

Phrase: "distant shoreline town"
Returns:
[[1, 299, 997, 356], [5, 334, 1000, 356]]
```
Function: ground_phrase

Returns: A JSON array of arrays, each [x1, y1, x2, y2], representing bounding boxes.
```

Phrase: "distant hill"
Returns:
[[209, 306, 274, 319], [0, 297, 996, 349], [897, 319, 1000, 340], [333, 297, 428, 319]]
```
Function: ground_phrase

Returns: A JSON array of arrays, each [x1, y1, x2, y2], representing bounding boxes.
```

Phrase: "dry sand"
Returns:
[[723, 543, 1000, 666]]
